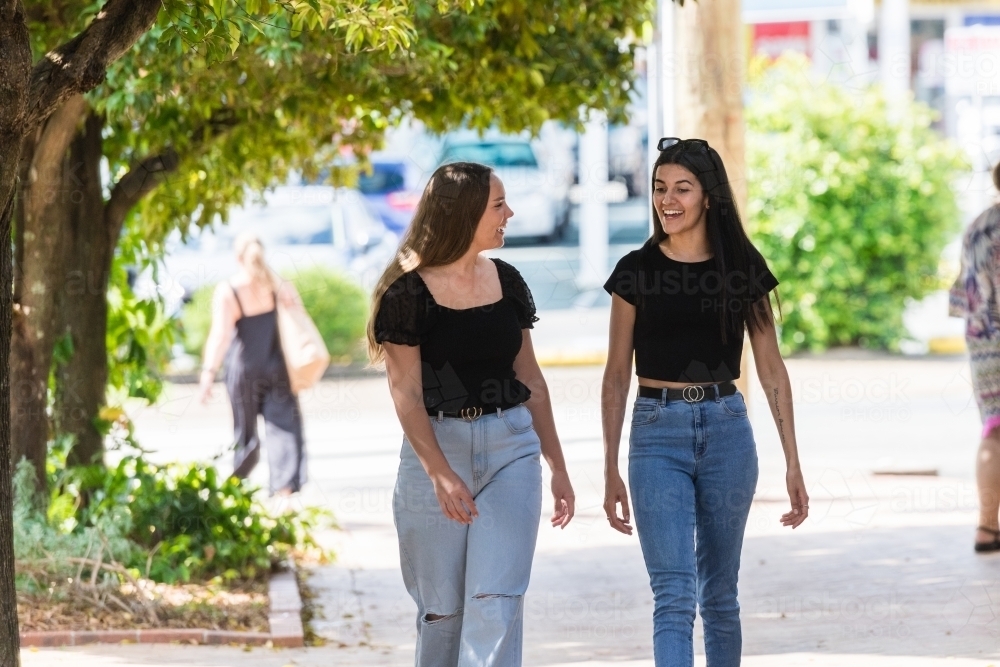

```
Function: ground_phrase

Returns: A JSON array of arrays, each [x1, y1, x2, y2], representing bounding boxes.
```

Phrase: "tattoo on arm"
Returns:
[[773, 387, 787, 447]]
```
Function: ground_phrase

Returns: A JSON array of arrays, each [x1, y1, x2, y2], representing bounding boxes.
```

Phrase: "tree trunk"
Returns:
[[56, 113, 110, 467], [0, 2, 162, 661], [0, 187, 21, 667], [673, 0, 751, 394], [10, 96, 87, 488], [1, 0, 32, 660], [674, 0, 746, 207]]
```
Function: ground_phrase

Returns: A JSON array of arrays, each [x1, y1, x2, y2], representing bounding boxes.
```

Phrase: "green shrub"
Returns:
[[746, 55, 969, 353], [59, 455, 333, 584], [14, 459, 138, 593], [181, 269, 368, 362], [180, 285, 214, 356], [291, 268, 368, 361]]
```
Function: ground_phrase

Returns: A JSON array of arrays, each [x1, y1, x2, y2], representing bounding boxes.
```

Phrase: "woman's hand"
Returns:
[[197, 370, 215, 405], [550, 469, 575, 529], [781, 466, 809, 529], [604, 467, 633, 535], [429, 467, 478, 525]]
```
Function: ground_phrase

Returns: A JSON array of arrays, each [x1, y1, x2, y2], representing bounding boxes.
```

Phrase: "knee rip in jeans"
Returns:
[[472, 593, 521, 600], [424, 609, 462, 623]]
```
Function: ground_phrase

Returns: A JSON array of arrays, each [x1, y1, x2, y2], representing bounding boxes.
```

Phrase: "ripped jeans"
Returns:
[[393, 404, 542, 667]]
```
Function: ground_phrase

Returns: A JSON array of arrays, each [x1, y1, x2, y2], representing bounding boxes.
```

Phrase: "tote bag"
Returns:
[[276, 302, 330, 394]]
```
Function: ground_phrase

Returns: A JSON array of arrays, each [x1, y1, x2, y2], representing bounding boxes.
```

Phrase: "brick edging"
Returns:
[[20, 567, 305, 649]]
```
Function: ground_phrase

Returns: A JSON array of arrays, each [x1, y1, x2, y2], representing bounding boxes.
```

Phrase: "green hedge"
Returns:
[[746, 55, 968, 353], [181, 269, 368, 363]]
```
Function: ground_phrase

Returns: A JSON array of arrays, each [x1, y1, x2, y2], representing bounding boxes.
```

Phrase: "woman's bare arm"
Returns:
[[748, 302, 809, 528], [197, 284, 239, 404], [513, 330, 575, 528], [201, 284, 239, 374], [602, 293, 636, 535], [383, 342, 478, 524]]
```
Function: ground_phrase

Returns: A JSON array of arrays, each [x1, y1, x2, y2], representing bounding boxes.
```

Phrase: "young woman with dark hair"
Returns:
[[601, 138, 808, 666], [367, 162, 575, 666]]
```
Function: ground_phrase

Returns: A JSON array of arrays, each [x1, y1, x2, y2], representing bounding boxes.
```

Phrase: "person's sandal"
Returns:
[[975, 526, 1000, 553]]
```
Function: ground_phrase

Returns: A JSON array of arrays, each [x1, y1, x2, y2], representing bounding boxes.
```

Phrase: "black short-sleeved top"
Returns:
[[603, 243, 778, 383], [374, 258, 538, 412]]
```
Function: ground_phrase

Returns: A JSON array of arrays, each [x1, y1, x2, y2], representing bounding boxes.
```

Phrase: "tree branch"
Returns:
[[104, 148, 179, 245], [25, 0, 161, 132]]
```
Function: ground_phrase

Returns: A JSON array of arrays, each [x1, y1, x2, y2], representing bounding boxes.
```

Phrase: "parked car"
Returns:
[[437, 135, 570, 242], [135, 186, 397, 313], [357, 161, 421, 235]]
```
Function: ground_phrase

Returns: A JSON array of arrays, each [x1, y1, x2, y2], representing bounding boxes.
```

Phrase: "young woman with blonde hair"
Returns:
[[368, 161, 575, 665], [198, 233, 307, 496]]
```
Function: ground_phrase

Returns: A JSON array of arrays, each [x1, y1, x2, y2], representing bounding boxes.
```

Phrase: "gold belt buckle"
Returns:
[[460, 407, 483, 421]]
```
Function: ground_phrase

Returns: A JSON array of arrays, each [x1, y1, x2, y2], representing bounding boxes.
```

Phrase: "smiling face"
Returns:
[[653, 163, 709, 236], [471, 173, 514, 251]]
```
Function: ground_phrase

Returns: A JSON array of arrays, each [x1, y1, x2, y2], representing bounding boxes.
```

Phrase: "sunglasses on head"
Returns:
[[657, 137, 710, 152]]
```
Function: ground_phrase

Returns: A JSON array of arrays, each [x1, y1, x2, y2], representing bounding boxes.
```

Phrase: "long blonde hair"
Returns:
[[366, 162, 493, 365], [234, 233, 281, 292]]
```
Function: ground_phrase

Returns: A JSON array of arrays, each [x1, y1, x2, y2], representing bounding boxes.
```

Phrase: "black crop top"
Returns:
[[374, 258, 538, 412], [604, 243, 778, 383]]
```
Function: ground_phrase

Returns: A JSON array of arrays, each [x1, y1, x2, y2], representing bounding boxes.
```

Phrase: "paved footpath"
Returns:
[[23, 349, 1000, 666]]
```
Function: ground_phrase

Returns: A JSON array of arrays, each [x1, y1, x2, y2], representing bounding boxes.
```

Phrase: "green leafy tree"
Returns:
[[746, 55, 968, 353]]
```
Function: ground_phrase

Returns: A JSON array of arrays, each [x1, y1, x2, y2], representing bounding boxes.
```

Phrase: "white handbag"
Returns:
[[276, 301, 330, 394]]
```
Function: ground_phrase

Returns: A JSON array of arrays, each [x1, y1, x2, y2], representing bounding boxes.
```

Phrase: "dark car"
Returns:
[[358, 161, 420, 235]]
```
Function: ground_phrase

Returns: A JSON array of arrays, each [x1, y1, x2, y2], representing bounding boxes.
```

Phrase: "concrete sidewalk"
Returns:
[[23, 354, 1000, 666]]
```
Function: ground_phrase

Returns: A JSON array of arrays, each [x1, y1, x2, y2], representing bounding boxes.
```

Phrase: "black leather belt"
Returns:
[[638, 381, 738, 403], [426, 405, 518, 421]]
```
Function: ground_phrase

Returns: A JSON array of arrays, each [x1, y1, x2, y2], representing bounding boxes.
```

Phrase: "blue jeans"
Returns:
[[628, 389, 759, 667], [393, 405, 542, 667]]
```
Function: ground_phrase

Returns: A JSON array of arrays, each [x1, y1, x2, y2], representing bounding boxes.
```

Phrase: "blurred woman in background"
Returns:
[[950, 161, 1000, 553], [198, 233, 307, 497]]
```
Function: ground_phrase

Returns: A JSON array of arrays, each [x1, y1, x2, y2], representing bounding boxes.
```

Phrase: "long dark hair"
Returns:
[[641, 140, 778, 342], [367, 161, 493, 364]]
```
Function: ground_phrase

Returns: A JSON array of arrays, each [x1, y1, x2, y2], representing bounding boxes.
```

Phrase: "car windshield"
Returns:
[[440, 142, 538, 168]]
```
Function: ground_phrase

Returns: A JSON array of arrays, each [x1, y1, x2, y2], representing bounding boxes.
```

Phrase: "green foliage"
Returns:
[[745, 55, 969, 353], [182, 269, 369, 362], [14, 459, 138, 593], [106, 264, 176, 404], [180, 286, 215, 357], [58, 455, 333, 584], [22, 0, 652, 248]]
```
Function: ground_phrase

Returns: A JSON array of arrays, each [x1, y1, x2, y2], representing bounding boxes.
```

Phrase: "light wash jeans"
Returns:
[[393, 404, 542, 667], [628, 389, 759, 667]]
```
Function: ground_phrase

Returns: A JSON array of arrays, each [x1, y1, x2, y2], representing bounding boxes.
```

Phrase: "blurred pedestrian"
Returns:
[[949, 162, 1000, 553], [367, 161, 575, 666], [601, 138, 808, 666], [198, 233, 307, 497]]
